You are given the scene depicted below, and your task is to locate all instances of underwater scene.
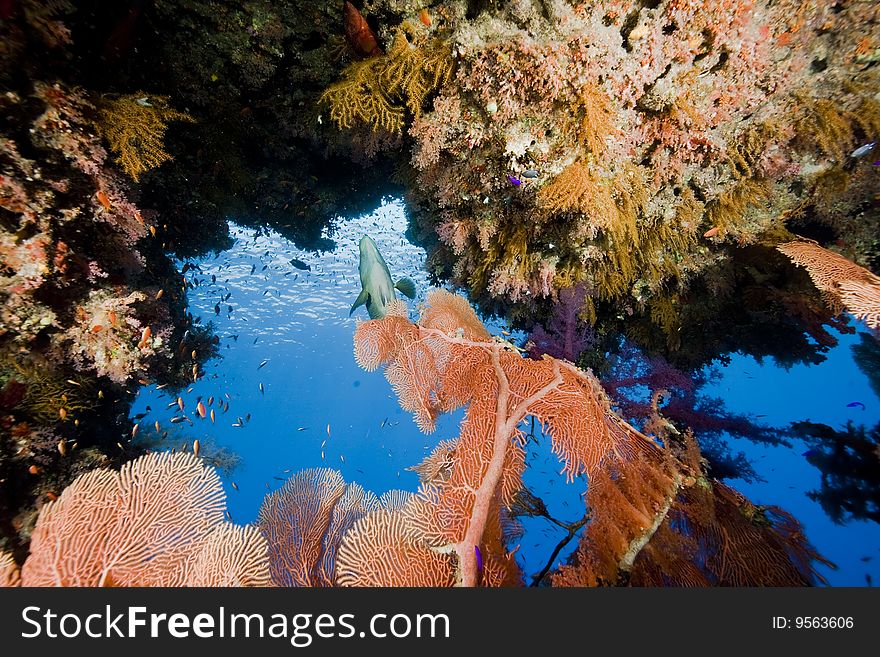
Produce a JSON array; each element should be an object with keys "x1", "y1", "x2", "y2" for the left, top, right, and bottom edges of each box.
[{"x1": 0, "y1": 0, "x2": 879, "y2": 588}]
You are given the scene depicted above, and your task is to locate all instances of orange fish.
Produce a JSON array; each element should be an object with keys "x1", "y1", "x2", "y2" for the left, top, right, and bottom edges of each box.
[
  {"x1": 138, "y1": 326, "x2": 152, "y2": 348},
  {"x1": 155, "y1": 420, "x2": 160, "y2": 433},
  {"x1": 28, "y1": 465, "x2": 41, "y2": 475},
  {"x1": 197, "y1": 401, "x2": 206, "y2": 418},
  {"x1": 703, "y1": 226, "x2": 721, "y2": 238},
  {"x1": 134, "y1": 210, "x2": 144, "y2": 224},
  {"x1": 96, "y1": 190, "x2": 111, "y2": 211},
  {"x1": 210, "y1": 409, "x2": 215, "y2": 424},
  {"x1": 91, "y1": 324, "x2": 104, "y2": 333},
  {"x1": 193, "y1": 439, "x2": 200, "y2": 457},
  {"x1": 343, "y1": 1, "x2": 381, "y2": 58},
  {"x1": 46, "y1": 491, "x2": 58, "y2": 502},
  {"x1": 57, "y1": 440, "x2": 67, "y2": 456},
  {"x1": 418, "y1": 9, "x2": 431, "y2": 26},
  {"x1": 177, "y1": 397, "x2": 185, "y2": 411},
  {"x1": 149, "y1": 225, "x2": 157, "y2": 237},
  {"x1": 155, "y1": 289, "x2": 164, "y2": 300},
  {"x1": 131, "y1": 423, "x2": 140, "y2": 439},
  {"x1": 108, "y1": 310, "x2": 118, "y2": 326},
  {"x1": 58, "y1": 407, "x2": 67, "y2": 420}
]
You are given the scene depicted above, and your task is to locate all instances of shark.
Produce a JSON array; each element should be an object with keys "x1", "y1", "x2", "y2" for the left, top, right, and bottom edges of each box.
[{"x1": 350, "y1": 235, "x2": 416, "y2": 319}]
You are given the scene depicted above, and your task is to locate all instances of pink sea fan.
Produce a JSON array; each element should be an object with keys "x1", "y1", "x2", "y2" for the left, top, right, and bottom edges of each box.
[{"x1": 21, "y1": 452, "x2": 270, "y2": 587}]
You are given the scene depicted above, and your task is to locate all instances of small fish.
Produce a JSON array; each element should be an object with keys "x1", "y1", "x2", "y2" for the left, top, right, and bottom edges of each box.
[
  {"x1": 418, "y1": 8, "x2": 431, "y2": 26},
  {"x1": 231, "y1": 482, "x2": 239, "y2": 491},
  {"x1": 521, "y1": 169, "x2": 539, "y2": 179},
  {"x1": 28, "y1": 465, "x2": 41, "y2": 475},
  {"x1": 258, "y1": 359, "x2": 269, "y2": 369},
  {"x1": 131, "y1": 423, "x2": 140, "y2": 439},
  {"x1": 207, "y1": 396, "x2": 215, "y2": 406},
  {"x1": 297, "y1": 426, "x2": 308, "y2": 431},
  {"x1": 250, "y1": 264, "x2": 256, "y2": 275},
  {"x1": 210, "y1": 409, "x2": 215, "y2": 423},
  {"x1": 57, "y1": 440, "x2": 67, "y2": 456},
  {"x1": 177, "y1": 397, "x2": 185, "y2": 411},
  {"x1": 850, "y1": 142, "x2": 876, "y2": 158},
  {"x1": 193, "y1": 440, "x2": 200, "y2": 457},
  {"x1": 259, "y1": 382, "x2": 265, "y2": 394},
  {"x1": 96, "y1": 190, "x2": 112, "y2": 210},
  {"x1": 214, "y1": 303, "x2": 220, "y2": 315},
  {"x1": 703, "y1": 226, "x2": 721, "y2": 238},
  {"x1": 290, "y1": 258, "x2": 311, "y2": 271},
  {"x1": 91, "y1": 324, "x2": 104, "y2": 334},
  {"x1": 58, "y1": 407, "x2": 67, "y2": 420},
  {"x1": 154, "y1": 420, "x2": 161, "y2": 433},
  {"x1": 197, "y1": 401, "x2": 206, "y2": 418},
  {"x1": 155, "y1": 289, "x2": 164, "y2": 301},
  {"x1": 327, "y1": 423, "x2": 331, "y2": 438},
  {"x1": 138, "y1": 326, "x2": 152, "y2": 349},
  {"x1": 847, "y1": 401, "x2": 866, "y2": 410},
  {"x1": 507, "y1": 175, "x2": 522, "y2": 187}
]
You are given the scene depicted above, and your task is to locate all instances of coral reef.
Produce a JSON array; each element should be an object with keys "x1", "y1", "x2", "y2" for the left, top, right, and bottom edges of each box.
[{"x1": 381, "y1": 0, "x2": 880, "y2": 358}]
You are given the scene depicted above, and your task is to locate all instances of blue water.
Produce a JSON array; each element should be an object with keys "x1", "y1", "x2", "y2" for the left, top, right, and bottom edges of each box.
[{"x1": 129, "y1": 198, "x2": 879, "y2": 586}]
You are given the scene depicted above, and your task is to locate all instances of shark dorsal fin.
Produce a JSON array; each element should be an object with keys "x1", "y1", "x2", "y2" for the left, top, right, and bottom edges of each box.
[
  {"x1": 350, "y1": 288, "x2": 370, "y2": 316},
  {"x1": 395, "y1": 277, "x2": 416, "y2": 299}
]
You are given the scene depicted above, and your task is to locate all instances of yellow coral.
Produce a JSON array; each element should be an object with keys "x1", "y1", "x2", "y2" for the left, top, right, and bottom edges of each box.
[
  {"x1": 94, "y1": 94, "x2": 195, "y2": 182},
  {"x1": 4, "y1": 357, "x2": 96, "y2": 424},
  {"x1": 567, "y1": 85, "x2": 616, "y2": 157},
  {"x1": 702, "y1": 179, "x2": 773, "y2": 238},
  {"x1": 320, "y1": 28, "x2": 454, "y2": 135},
  {"x1": 537, "y1": 161, "x2": 618, "y2": 227}
]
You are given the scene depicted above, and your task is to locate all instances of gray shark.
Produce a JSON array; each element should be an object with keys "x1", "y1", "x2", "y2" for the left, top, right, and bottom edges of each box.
[{"x1": 350, "y1": 235, "x2": 416, "y2": 319}]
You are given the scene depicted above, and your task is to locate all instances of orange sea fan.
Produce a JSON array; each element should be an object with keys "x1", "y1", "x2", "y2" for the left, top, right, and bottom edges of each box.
[
  {"x1": 350, "y1": 289, "x2": 664, "y2": 586},
  {"x1": 777, "y1": 239, "x2": 880, "y2": 329},
  {"x1": 257, "y1": 468, "x2": 380, "y2": 587},
  {"x1": 0, "y1": 551, "x2": 20, "y2": 587},
  {"x1": 21, "y1": 452, "x2": 270, "y2": 587}
]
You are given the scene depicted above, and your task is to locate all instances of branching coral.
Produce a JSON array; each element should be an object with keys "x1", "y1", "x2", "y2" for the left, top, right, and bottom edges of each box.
[
  {"x1": 320, "y1": 25, "x2": 454, "y2": 135},
  {"x1": 94, "y1": 93, "x2": 195, "y2": 182}
]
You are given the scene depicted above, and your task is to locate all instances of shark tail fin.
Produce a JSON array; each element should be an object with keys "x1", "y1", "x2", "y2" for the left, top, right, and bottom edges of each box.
[
  {"x1": 350, "y1": 288, "x2": 370, "y2": 316},
  {"x1": 395, "y1": 277, "x2": 417, "y2": 300}
]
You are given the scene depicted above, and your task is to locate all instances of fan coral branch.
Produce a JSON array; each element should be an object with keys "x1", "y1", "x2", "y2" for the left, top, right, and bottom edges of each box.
[{"x1": 778, "y1": 240, "x2": 880, "y2": 329}]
